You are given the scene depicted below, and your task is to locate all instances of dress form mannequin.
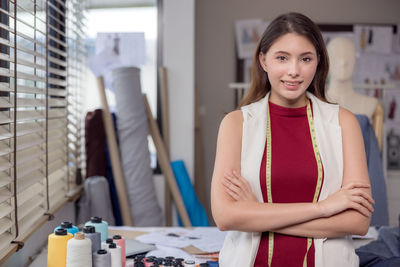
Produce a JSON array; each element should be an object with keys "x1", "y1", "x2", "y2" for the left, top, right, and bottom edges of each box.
[{"x1": 327, "y1": 37, "x2": 383, "y2": 150}]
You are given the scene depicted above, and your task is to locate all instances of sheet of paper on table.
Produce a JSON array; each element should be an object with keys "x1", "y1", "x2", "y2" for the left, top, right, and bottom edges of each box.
[{"x1": 108, "y1": 226, "x2": 226, "y2": 254}]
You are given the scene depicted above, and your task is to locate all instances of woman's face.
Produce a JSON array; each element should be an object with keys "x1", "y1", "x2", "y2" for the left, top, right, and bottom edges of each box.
[{"x1": 259, "y1": 33, "x2": 318, "y2": 107}]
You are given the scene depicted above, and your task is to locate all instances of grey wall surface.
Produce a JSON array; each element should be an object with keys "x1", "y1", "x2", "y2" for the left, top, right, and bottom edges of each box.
[{"x1": 195, "y1": 0, "x2": 400, "y2": 224}]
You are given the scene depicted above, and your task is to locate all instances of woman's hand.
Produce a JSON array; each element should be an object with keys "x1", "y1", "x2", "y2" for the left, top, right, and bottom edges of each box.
[
  {"x1": 222, "y1": 170, "x2": 258, "y2": 202},
  {"x1": 317, "y1": 182, "x2": 375, "y2": 218}
]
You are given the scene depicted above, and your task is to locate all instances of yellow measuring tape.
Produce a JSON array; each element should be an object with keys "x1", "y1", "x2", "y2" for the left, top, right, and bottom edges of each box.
[{"x1": 265, "y1": 100, "x2": 323, "y2": 267}]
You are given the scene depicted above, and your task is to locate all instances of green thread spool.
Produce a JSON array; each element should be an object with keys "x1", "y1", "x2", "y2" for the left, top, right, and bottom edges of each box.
[{"x1": 85, "y1": 216, "x2": 108, "y2": 242}]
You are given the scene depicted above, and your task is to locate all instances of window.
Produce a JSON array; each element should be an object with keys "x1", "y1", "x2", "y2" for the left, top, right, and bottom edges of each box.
[
  {"x1": 0, "y1": 0, "x2": 85, "y2": 261},
  {"x1": 85, "y1": 5, "x2": 158, "y2": 168}
]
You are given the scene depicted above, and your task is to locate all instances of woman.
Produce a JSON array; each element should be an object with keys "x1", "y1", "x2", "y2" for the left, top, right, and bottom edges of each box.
[{"x1": 211, "y1": 13, "x2": 374, "y2": 267}]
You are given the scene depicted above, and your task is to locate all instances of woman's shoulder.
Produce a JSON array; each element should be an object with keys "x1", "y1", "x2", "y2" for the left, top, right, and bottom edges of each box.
[
  {"x1": 217, "y1": 110, "x2": 244, "y2": 143},
  {"x1": 338, "y1": 107, "x2": 360, "y2": 130},
  {"x1": 220, "y1": 110, "x2": 243, "y2": 131}
]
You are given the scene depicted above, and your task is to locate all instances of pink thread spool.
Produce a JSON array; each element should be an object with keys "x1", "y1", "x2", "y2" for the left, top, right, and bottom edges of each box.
[{"x1": 113, "y1": 235, "x2": 126, "y2": 267}]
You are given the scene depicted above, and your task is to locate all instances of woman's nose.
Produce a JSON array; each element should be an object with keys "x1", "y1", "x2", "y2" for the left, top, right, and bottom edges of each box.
[{"x1": 287, "y1": 61, "x2": 300, "y2": 77}]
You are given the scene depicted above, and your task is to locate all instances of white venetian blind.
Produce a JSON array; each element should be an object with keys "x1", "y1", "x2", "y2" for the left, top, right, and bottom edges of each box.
[
  {"x1": 0, "y1": 0, "x2": 86, "y2": 260},
  {"x1": 47, "y1": 0, "x2": 68, "y2": 210},
  {"x1": 65, "y1": 0, "x2": 85, "y2": 193}
]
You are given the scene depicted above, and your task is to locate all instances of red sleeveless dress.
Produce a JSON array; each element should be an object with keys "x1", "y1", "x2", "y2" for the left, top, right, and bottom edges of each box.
[{"x1": 253, "y1": 101, "x2": 324, "y2": 267}]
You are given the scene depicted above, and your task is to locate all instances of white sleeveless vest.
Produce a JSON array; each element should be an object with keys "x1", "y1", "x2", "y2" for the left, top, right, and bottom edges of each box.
[{"x1": 218, "y1": 92, "x2": 359, "y2": 267}]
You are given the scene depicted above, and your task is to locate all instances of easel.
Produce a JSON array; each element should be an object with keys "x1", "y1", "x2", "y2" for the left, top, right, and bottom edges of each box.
[
  {"x1": 96, "y1": 75, "x2": 191, "y2": 227},
  {"x1": 143, "y1": 95, "x2": 191, "y2": 227}
]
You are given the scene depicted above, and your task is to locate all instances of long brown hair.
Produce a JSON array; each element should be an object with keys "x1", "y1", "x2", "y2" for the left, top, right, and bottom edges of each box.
[{"x1": 238, "y1": 12, "x2": 329, "y2": 108}]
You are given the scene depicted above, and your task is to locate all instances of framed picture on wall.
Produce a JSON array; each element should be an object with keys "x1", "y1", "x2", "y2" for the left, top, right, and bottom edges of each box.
[{"x1": 235, "y1": 19, "x2": 267, "y2": 59}]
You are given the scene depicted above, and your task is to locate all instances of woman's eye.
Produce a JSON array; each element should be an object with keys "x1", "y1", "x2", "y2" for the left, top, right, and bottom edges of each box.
[
  {"x1": 277, "y1": 56, "x2": 287, "y2": 61},
  {"x1": 302, "y1": 57, "x2": 312, "y2": 62}
]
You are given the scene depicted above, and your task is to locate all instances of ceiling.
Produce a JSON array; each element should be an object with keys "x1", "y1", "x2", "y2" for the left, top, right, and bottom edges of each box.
[{"x1": 86, "y1": 0, "x2": 156, "y2": 9}]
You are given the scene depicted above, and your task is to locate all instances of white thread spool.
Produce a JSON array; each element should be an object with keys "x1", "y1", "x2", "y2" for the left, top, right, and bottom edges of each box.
[
  {"x1": 66, "y1": 232, "x2": 92, "y2": 267},
  {"x1": 101, "y1": 238, "x2": 114, "y2": 250},
  {"x1": 93, "y1": 249, "x2": 112, "y2": 267},
  {"x1": 108, "y1": 243, "x2": 122, "y2": 267}
]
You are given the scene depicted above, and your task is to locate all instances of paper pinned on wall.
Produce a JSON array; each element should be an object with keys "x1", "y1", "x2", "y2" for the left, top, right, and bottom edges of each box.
[
  {"x1": 354, "y1": 25, "x2": 393, "y2": 54},
  {"x1": 89, "y1": 32, "x2": 146, "y2": 90},
  {"x1": 95, "y1": 32, "x2": 146, "y2": 66}
]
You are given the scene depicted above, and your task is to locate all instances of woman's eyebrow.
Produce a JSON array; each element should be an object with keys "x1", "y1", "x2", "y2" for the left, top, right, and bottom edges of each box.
[
  {"x1": 300, "y1": 51, "x2": 316, "y2": 56},
  {"x1": 273, "y1": 51, "x2": 316, "y2": 56}
]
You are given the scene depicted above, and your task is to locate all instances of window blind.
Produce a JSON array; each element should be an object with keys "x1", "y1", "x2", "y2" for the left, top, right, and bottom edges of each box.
[
  {"x1": 0, "y1": 0, "x2": 86, "y2": 260},
  {"x1": 65, "y1": 0, "x2": 85, "y2": 200}
]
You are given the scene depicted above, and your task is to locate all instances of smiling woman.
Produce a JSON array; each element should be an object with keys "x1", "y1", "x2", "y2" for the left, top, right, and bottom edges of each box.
[
  {"x1": 258, "y1": 33, "x2": 318, "y2": 108},
  {"x1": 211, "y1": 12, "x2": 373, "y2": 267}
]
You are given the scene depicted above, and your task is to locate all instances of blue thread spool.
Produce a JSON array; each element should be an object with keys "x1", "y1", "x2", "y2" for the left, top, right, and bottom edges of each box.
[
  {"x1": 54, "y1": 221, "x2": 79, "y2": 236},
  {"x1": 85, "y1": 216, "x2": 108, "y2": 242}
]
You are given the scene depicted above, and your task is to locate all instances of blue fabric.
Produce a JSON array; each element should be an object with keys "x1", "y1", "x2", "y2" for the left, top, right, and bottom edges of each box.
[
  {"x1": 357, "y1": 251, "x2": 400, "y2": 267},
  {"x1": 171, "y1": 160, "x2": 210, "y2": 226},
  {"x1": 356, "y1": 226, "x2": 400, "y2": 267},
  {"x1": 206, "y1": 260, "x2": 219, "y2": 267},
  {"x1": 356, "y1": 115, "x2": 389, "y2": 226},
  {"x1": 105, "y1": 113, "x2": 123, "y2": 226}
]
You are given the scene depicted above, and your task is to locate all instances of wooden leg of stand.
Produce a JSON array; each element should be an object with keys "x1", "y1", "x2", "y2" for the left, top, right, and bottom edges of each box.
[
  {"x1": 194, "y1": 86, "x2": 207, "y2": 214},
  {"x1": 159, "y1": 67, "x2": 172, "y2": 226},
  {"x1": 97, "y1": 76, "x2": 133, "y2": 226},
  {"x1": 144, "y1": 94, "x2": 191, "y2": 227}
]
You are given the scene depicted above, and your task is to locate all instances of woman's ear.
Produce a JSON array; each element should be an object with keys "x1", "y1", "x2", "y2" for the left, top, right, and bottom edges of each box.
[{"x1": 259, "y1": 52, "x2": 268, "y2": 72}]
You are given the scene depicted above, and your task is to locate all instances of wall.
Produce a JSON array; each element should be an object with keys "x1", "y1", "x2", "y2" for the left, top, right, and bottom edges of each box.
[
  {"x1": 164, "y1": 0, "x2": 195, "y2": 180},
  {"x1": 195, "y1": 0, "x2": 400, "y2": 224}
]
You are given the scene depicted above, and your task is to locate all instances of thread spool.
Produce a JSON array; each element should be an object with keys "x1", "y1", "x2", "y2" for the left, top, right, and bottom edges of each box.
[
  {"x1": 83, "y1": 225, "x2": 101, "y2": 253},
  {"x1": 144, "y1": 257, "x2": 155, "y2": 267},
  {"x1": 93, "y1": 249, "x2": 112, "y2": 267},
  {"x1": 184, "y1": 259, "x2": 195, "y2": 267},
  {"x1": 47, "y1": 228, "x2": 73, "y2": 267},
  {"x1": 108, "y1": 243, "x2": 122, "y2": 267},
  {"x1": 66, "y1": 232, "x2": 92, "y2": 267},
  {"x1": 113, "y1": 235, "x2": 126, "y2": 267},
  {"x1": 85, "y1": 216, "x2": 108, "y2": 242},
  {"x1": 175, "y1": 258, "x2": 184, "y2": 265},
  {"x1": 54, "y1": 221, "x2": 79, "y2": 236},
  {"x1": 101, "y1": 238, "x2": 114, "y2": 250},
  {"x1": 134, "y1": 255, "x2": 145, "y2": 265}
]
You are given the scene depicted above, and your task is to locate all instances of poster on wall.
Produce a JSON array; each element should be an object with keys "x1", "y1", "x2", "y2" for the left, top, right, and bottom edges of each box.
[
  {"x1": 354, "y1": 25, "x2": 393, "y2": 55},
  {"x1": 89, "y1": 32, "x2": 146, "y2": 90},
  {"x1": 95, "y1": 32, "x2": 146, "y2": 67},
  {"x1": 235, "y1": 19, "x2": 268, "y2": 59},
  {"x1": 353, "y1": 54, "x2": 395, "y2": 85}
]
